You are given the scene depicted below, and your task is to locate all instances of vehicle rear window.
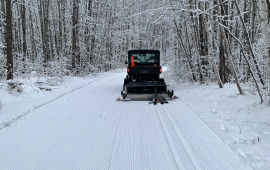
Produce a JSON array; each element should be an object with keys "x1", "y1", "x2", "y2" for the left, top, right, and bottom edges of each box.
[{"x1": 129, "y1": 53, "x2": 159, "y2": 63}]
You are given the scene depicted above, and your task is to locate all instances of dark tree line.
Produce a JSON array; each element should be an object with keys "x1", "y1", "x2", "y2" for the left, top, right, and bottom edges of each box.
[{"x1": 0, "y1": 0, "x2": 270, "y2": 103}]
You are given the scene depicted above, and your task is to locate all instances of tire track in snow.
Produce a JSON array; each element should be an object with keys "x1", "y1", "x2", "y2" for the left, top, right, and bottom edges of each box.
[
  {"x1": 107, "y1": 101, "x2": 125, "y2": 170},
  {"x1": 6, "y1": 88, "x2": 103, "y2": 170},
  {"x1": 0, "y1": 76, "x2": 104, "y2": 131},
  {"x1": 164, "y1": 100, "x2": 252, "y2": 170},
  {"x1": 32, "y1": 79, "x2": 115, "y2": 170},
  {"x1": 154, "y1": 105, "x2": 198, "y2": 170},
  {"x1": 78, "y1": 100, "x2": 124, "y2": 169},
  {"x1": 53, "y1": 75, "x2": 123, "y2": 170},
  {"x1": 140, "y1": 103, "x2": 153, "y2": 169},
  {"x1": 108, "y1": 102, "x2": 176, "y2": 170},
  {"x1": 116, "y1": 102, "x2": 146, "y2": 170},
  {"x1": 0, "y1": 103, "x2": 73, "y2": 170},
  {"x1": 106, "y1": 103, "x2": 129, "y2": 170},
  {"x1": 0, "y1": 76, "x2": 105, "y2": 146},
  {"x1": 110, "y1": 102, "x2": 146, "y2": 170},
  {"x1": 1, "y1": 72, "x2": 240, "y2": 170},
  {"x1": 74, "y1": 75, "x2": 126, "y2": 170},
  {"x1": 127, "y1": 102, "x2": 141, "y2": 170},
  {"x1": 0, "y1": 80, "x2": 98, "y2": 162},
  {"x1": 0, "y1": 74, "x2": 124, "y2": 170},
  {"x1": 144, "y1": 104, "x2": 176, "y2": 170}
]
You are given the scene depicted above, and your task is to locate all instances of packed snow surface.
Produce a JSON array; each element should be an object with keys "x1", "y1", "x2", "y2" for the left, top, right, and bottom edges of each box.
[{"x1": 0, "y1": 69, "x2": 269, "y2": 169}]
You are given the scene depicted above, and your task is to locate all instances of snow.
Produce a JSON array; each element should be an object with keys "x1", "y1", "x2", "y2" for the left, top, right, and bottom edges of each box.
[
  {"x1": 0, "y1": 69, "x2": 269, "y2": 169},
  {"x1": 166, "y1": 81, "x2": 270, "y2": 169},
  {"x1": 0, "y1": 74, "x2": 105, "y2": 130}
]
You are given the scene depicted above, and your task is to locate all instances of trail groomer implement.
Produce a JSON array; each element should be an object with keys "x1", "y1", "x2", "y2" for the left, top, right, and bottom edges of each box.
[{"x1": 118, "y1": 49, "x2": 177, "y2": 105}]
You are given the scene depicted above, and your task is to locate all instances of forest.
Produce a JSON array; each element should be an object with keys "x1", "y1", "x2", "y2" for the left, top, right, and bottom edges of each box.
[{"x1": 0, "y1": 0, "x2": 270, "y2": 103}]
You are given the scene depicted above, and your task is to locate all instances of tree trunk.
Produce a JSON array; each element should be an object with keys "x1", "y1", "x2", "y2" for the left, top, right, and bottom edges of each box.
[
  {"x1": 219, "y1": 21, "x2": 243, "y2": 94},
  {"x1": 5, "y1": 0, "x2": 13, "y2": 80},
  {"x1": 234, "y1": 1, "x2": 265, "y2": 86},
  {"x1": 199, "y1": 1, "x2": 223, "y2": 88},
  {"x1": 72, "y1": 0, "x2": 79, "y2": 70},
  {"x1": 258, "y1": 0, "x2": 270, "y2": 103},
  {"x1": 42, "y1": 0, "x2": 50, "y2": 63},
  {"x1": 21, "y1": 1, "x2": 27, "y2": 72},
  {"x1": 61, "y1": 0, "x2": 66, "y2": 72},
  {"x1": 266, "y1": 0, "x2": 270, "y2": 24},
  {"x1": 251, "y1": 0, "x2": 257, "y2": 43},
  {"x1": 216, "y1": 0, "x2": 227, "y2": 84},
  {"x1": 189, "y1": 0, "x2": 205, "y2": 83},
  {"x1": 219, "y1": 36, "x2": 227, "y2": 83},
  {"x1": 169, "y1": 0, "x2": 196, "y2": 82},
  {"x1": 221, "y1": 12, "x2": 264, "y2": 102}
]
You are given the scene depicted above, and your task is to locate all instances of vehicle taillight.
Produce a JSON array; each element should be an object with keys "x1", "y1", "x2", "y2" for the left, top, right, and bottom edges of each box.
[
  {"x1": 160, "y1": 68, "x2": 162, "y2": 73},
  {"x1": 127, "y1": 68, "x2": 130, "y2": 73}
]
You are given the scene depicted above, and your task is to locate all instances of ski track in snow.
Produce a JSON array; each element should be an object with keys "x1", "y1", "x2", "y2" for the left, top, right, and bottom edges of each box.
[
  {"x1": 158, "y1": 102, "x2": 252, "y2": 170},
  {"x1": 0, "y1": 76, "x2": 104, "y2": 131},
  {"x1": 0, "y1": 72, "x2": 252, "y2": 170}
]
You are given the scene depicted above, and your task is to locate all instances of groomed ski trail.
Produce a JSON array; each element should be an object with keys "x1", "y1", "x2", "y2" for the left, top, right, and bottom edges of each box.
[{"x1": 0, "y1": 72, "x2": 251, "y2": 170}]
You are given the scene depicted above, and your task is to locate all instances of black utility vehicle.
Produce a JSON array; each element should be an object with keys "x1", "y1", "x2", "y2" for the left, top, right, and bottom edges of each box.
[{"x1": 120, "y1": 49, "x2": 176, "y2": 104}]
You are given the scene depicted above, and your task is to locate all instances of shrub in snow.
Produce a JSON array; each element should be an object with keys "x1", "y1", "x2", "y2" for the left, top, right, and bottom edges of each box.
[
  {"x1": 46, "y1": 77, "x2": 64, "y2": 86},
  {"x1": 7, "y1": 80, "x2": 24, "y2": 93}
]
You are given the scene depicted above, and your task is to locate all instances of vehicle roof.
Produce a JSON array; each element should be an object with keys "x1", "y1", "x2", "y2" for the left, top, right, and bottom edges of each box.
[{"x1": 128, "y1": 49, "x2": 160, "y2": 54}]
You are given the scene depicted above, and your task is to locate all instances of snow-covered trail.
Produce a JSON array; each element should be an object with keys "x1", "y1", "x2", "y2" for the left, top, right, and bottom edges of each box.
[{"x1": 0, "y1": 72, "x2": 251, "y2": 170}]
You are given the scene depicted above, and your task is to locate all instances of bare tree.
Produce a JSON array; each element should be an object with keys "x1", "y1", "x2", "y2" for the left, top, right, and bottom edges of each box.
[
  {"x1": 72, "y1": 0, "x2": 79, "y2": 71},
  {"x1": 199, "y1": 1, "x2": 223, "y2": 88},
  {"x1": 258, "y1": 0, "x2": 270, "y2": 103},
  {"x1": 5, "y1": 0, "x2": 13, "y2": 80},
  {"x1": 234, "y1": 1, "x2": 265, "y2": 86},
  {"x1": 217, "y1": 0, "x2": 242, "y2": 94}
]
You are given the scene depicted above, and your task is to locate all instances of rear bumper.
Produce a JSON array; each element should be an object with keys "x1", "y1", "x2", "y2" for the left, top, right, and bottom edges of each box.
[
  {"x1": 126, "y1": 81, "x2": 167, "y2": 94},
  {"x1": 128, "y1": 66, "x2": 161, "y2": 75},
  {"x1": 123, "y1": 81, "x2": 169, "y2": 100},
  {"x1": 126, "y1": 93, "x2": 169, "y2": 100}
]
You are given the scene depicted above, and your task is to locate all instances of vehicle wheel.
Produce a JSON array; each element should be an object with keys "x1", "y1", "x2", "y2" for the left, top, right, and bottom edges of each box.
[{"x1": 123, "y1": 79, "x2": 128, "y2": 91}]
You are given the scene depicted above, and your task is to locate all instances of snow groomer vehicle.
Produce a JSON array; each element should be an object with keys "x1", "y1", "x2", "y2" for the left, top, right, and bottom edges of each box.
[{"x1": 118, "y1": 49, "x2": 177, "y2": 104}]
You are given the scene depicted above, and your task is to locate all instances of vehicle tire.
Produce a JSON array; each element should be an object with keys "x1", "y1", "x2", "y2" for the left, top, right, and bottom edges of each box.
[{"x1": 123, "y1": 79, "x2": 127, "y2": 91}]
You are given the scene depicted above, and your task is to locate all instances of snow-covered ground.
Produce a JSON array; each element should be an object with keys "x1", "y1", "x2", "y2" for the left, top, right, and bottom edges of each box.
[
  {"x1": 0, "y1": 69, "x2": 269, "y2": 169},
  {"x1": 0, "y1": 72, "x2": 107, "y2": 130},
  {"x1": 167, "y1": 82, "x2": 270, "y2": 169}
]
